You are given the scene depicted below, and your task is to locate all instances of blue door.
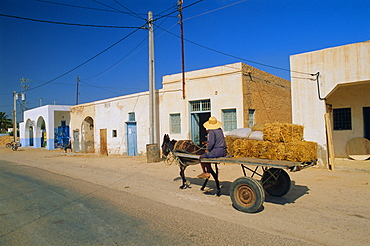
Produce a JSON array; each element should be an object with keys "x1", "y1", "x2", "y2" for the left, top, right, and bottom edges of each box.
[
  {"x1": 126, "y1": 122, "x2": 137, "y2": 156},
  {"x1": 73, "y1": 130, "x2": 79, "y2": 152},
  {"x1": 191, "y1": 114, "x2": 200, "y2": 145}
]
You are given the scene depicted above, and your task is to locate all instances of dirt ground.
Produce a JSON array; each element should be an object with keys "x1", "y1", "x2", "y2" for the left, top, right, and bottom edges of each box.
[{"x1": 0, "y1": 146, "x2": 369, "y2": 245}]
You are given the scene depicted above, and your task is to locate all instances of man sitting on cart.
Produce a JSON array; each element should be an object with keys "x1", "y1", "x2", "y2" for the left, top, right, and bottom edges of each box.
[{"x1": 197, "y1": 116, "x2": 226, "y2": 179}]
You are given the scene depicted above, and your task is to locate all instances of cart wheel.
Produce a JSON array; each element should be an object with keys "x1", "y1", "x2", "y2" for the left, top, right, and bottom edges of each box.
[
  {"x1": 262, "y1": 168, "x2": 291, "y2": 197},
  {"x1": 6, "y1": 143, "x2": 11, "y2": 148},
  {"x1": 230, "y1": 177, "x2": 265, "y2": 213}
]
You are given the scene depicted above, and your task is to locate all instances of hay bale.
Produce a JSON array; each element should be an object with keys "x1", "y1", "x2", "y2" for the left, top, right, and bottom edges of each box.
[
  {"x1": 0, "y1": 135, "x2": 14, "y2": 145},
  {"x1": 263, "y1": 123, "x2": 304, "y2": 143},
  {"x1": 225, "y1": 135, "x2": 317, "y2": 162},
  {"x1": 285, "y1": 141, "x2": 318, "y2": 162},
  {"x1": 225, "y1": 136, "x2": 238, "y2": 156},
  {"x1": 258, "y1": 142, "x2": 286, "y2": 160}
]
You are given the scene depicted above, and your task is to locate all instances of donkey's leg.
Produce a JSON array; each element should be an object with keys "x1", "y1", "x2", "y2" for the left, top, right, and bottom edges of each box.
[
  {"x1": 179, "y1": 165, "x2": 190, "y2": 189},
  {"x1": 200, "y1": 178, "x2": 209, "y2": 191},
  {"x1": 208, "y1": 164, "x2": 221, "y2": 196}
]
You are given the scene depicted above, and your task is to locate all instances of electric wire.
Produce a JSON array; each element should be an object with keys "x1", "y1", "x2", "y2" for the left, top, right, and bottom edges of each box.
[
  {"x1": 0, "y1": 13, "x2": 143, "y2": 29},
  {"x1": 35, "y1": 0, "x2": 125, "y2": 14},
  {"x1": 82, "y1": 36, "x2": 148, "y2": 81},
  {"x1": 155, "y1": 24, "x2": 313, "y2": 76},
  {"x1": 91, "y1": 0, "x2": 127, "y2": 14},
  {"x1": 82, "y1": 7, "x2": 173, "y2": 82},
  {"x1": 27, "y1": 26, "x2": 144, "y2": 92},
  {"x1": 153, "y1": 0, "x2": 204, "y2": 22},
  {"x1": 113, "y1": 0, "x2": 146, "y2": 20},
  {"x1": 184, "y1": 0, "x2": 248, "y2": 21}
]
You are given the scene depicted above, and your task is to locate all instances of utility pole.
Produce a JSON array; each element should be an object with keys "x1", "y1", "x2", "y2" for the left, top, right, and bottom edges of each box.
[
  {"x1": 148, "y1": 11, "x2": 157, "y2": 145},
  {"x1": 20, "y1": 77, "x2": 30, "y2": 121},
  {"x1": 13, "y1": 91, "x2": 25, "y2": 142},
  {"x1": 178, "y1": 0, "x2": 186, "y2": 99},
  {"x1": 40, "y1": 98, "x2": 43, "y2": 107},
  {"x1": 76, "y1": 76, "x2": 80, "y2": 105},
  {"x1": 13, "y1": 91, "x2": 17, "y2": 142}
]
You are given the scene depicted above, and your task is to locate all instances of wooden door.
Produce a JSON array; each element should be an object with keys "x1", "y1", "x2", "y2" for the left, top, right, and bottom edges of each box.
[{"x1": 100, "y1": 128, "x2": 108, "y2": 156}]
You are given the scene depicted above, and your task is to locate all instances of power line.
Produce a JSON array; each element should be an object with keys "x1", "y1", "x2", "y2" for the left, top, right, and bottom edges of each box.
[
  {"x1": 27, "y1": 26, "x2": 144, "y2": 92},
  {"x1": 0, "y1": 13, "x2": 143, "y2": 29},
  {"x1": 91, "y1": 0, "x2": 128, "y2": 14},
  {"x1": 35, "y1": 0, "x2": 126, "y2": 14},
  {"x1": 83, "y1": 36, "x2": 148, "y2": 81},
  {"x1": 113, "y1": 0, "x2": 146, "y2": 20},
  {"x1": 154, "y1": 0, "x2": 204, "y2": 22},
  {"x1": 82, "y1": 7, "x2": 174, "y2": 83},
  {"x1": 184, "y1": 0, "x2": 248, "y2": 21},
  {"x1": 155, "y1": 25, "x2": 313, "y2": 76}
]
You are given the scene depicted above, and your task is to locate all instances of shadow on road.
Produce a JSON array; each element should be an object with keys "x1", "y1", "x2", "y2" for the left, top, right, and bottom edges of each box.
[{"x1": 173, "y1": 177, "x2": 309, "y2": 205}]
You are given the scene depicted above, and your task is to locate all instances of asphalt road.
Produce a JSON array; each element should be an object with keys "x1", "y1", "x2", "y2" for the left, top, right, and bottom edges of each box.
[{"x1": 0, "y1": 160, "x2": 315, "y2": 246}]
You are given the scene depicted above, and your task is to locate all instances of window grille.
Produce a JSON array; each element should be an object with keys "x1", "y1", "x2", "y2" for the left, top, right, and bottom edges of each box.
[
  {"x1": 190, "y1": 100, "x2": 210, "y2": 112},
  {"x1": 333, "y1": 108, "x2": 351, "y2": 130},
  {"x1": 248, "y1": 109, "x2": 255, "y2": 127},
  {"x1": 170, "y1": 113, "x2": 181, "y2": 134},
  {"x1": 222, "y1": 109, "x2": 237, "y2": 131}
]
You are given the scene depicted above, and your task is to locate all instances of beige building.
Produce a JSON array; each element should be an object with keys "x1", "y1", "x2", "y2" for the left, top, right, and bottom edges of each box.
[
  {"x1": 70, "y1": 62, "x2": 292, "y2": 155},
  {"x1": 290, "y1": 41, "x2": 370, "y2": 167}
]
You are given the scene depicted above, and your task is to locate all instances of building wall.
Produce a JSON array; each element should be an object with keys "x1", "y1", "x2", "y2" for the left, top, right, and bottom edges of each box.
[
  {"x1": 326, "y1": 83, "x2": 370, "y2": 157},
  {"x1": 290, "y1": 41, "x2": 370, "y2": 165},
  {"x1": 19, "y1": 105, "x2": 71, "y2": 150},
  {"x1": 160, "y1": 62, "x2": 245, "y2": 141},
  {"x1": 241, "y1": 63, "x2": 292, "y2": 127},
  {"x1": 70, "y1": 92, "x2": 150, "y2": 155},
  {"x1": 70, "y1": 62, "x2": 295, "y2": 156}
]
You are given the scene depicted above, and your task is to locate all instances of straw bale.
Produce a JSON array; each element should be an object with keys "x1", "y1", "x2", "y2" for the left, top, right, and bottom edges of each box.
[
  {"x1": 257, "y1": 142, "x2": 286, "y2": 160},
  {"x1": 0, "y1": 135, "x2": 14, "y2": 145},
  {"x1": 225, "y1": 136, "x2": 317, "y2": 162},
  {"x1": 263, "y1": 123, "x2": 304, "y2": 143},
  {"x1": 284, "y1": 141, "x2": 318, "y2": 162},
  {"x1": 225, "y1": 136, "x2": 238, "y2": 155}
]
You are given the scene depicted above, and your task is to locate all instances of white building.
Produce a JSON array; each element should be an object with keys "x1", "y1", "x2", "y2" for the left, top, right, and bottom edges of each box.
[
  {"x1": 70, "y1": 62, "x2": 292, "y2": 156},
  {"x1": 290, "y1": 41, "x2": 370, "y2": 167},
  {"x1": 19, "y1": 105, "x2": 71, "y2": 150}
]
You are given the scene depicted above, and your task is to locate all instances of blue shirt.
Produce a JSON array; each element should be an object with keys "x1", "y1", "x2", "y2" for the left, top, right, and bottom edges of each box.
[{"x1": 202, "y1": 128, "x2": 226, "y2": 158}]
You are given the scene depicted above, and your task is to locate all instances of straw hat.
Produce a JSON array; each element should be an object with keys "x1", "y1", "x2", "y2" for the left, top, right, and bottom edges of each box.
[{"x1": 203, "y1": 116, "x2": 222, "y2": 130}]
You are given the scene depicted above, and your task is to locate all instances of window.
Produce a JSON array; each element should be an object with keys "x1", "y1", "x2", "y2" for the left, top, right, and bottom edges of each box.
[
  {"x1": 222, "y1": 109, "x2": 237, "y2": 131},
  {"x1": 112, "y1": 130, "x2": 117, "y2": 138},
  {"x1": 128, "y1": 112, "x2": 135, "y2": 122},
  {"x1": 333, "y1": 108, "x2": 352, "y2": 130},
  {"x1": 61, "y1": 120, "x2": 66, "y2": 126},
  {"x1": 248, "y1": 109, "x2": 255, "y2": 127},
  {"x1": 170, "y1": 113, "x2": 181, "y2": 134},
  {"x1": 190, "y1": 100, "x2": 210, "y2": 112}
]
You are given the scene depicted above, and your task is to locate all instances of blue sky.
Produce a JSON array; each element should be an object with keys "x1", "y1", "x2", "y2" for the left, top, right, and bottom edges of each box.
[{"x1": 1, "y1": 0, "x2": 369, "y2": 120}]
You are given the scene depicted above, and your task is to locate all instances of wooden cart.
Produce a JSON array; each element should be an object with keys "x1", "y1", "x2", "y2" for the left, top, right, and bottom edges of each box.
[{"x1": 173, "y1": 152, "x2": 316, "y2": 213}]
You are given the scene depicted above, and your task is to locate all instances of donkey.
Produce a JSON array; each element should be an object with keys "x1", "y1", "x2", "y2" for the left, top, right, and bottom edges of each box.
[{"x1": 161, "y1": 134, "x2": 221, "y2": 196}]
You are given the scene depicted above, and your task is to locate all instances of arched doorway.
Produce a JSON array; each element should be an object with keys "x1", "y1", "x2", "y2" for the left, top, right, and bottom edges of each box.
[
  {"x1": 24, "y1": 119, "x2": 33, "y2": 146},
  {"x1": 35, "y1": 116, "x2": 46, "y2": 148},
  {"x1": 81, "y1": 116, "x2": 95, "y2": 153}
]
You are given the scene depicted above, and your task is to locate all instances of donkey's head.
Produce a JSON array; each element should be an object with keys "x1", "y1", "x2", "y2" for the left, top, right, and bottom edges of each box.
[{"x1": 161, "y1": 134, "x2": 176, "y2": 157}]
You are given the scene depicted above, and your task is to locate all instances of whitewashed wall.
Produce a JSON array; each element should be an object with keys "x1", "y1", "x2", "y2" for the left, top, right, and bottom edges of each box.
[
  {"x1": 20, "y1": 105, "x2": 71, "y2": 150},
  {"x1": 290, "y1": 41, "x2": 370, "y2": 164},
  {"x1": 159, "y1": 62, "x2": 245, "y2": 141}
]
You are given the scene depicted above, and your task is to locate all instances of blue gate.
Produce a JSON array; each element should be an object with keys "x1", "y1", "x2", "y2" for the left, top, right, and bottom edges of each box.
[{"x1": 126, "y1": 122, "x2": 137, "y2": 156}]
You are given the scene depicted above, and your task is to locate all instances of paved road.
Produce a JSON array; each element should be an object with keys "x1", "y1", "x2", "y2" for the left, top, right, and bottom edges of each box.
[{"x1": 0, "y1": 160, "x2": 315, "y2": 246}]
